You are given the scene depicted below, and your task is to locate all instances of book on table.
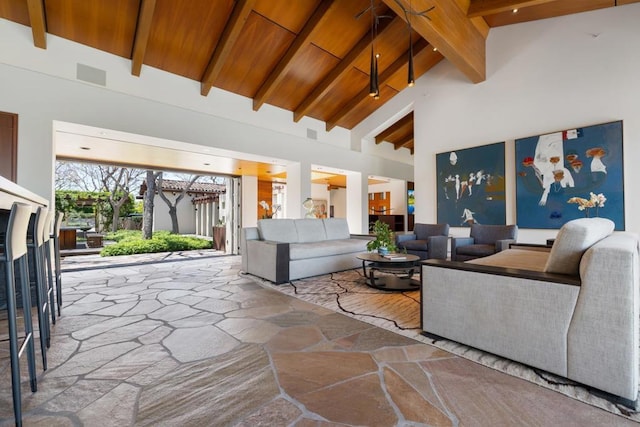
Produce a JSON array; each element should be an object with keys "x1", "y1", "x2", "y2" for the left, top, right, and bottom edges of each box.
[{"x1": 383, "y1": 254, "x2": 407, "y2": 260}]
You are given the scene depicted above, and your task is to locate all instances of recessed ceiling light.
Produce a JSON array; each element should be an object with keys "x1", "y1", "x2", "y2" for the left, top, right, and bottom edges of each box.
[
  {"x1": 266, "y1": 170, "x2": 271, "y2": 174},
  {"x1": 433, "y1": 47, "x2": 437, "y2": 52},
  {"x1": 80, "y1": 146, "x2": 90, "y2": 150},
  {"x1": 204, "y1": 163, "x2": 210, "y2": 166},
  {"x1": 512, "y1": 8, "x2": 518, "y2": 13}
]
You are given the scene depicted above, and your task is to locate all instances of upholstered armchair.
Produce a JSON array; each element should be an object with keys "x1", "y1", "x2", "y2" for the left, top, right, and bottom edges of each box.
[
  {"x1": 395, "y1": 223, "x2": 450, "y2": 260},
  {"x1": 451, "y1": 224, "x2": 518, "y2": 261}
]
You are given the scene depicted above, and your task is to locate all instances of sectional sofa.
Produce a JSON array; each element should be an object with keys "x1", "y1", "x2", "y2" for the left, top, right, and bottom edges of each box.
[
  {"x1": 421, "y1": 218, "x2": 639, "y2": 406},
  {"x1": 241, "y1": 218, "x2": 372, "y2": 284}
]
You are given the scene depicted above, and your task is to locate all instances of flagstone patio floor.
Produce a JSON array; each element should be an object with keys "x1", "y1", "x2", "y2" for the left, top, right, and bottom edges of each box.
[{"x1": 0, "y1": 251, "x2": 635, "y2": 426}]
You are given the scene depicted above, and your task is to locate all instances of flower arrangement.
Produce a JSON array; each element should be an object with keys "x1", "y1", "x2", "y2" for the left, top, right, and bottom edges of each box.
[
  {"x1": 567, "y1": 192, "x2": 606, "y2": 217},
  {"x1": 259, "y1": 200, "x2": 281, "y2": 219}
]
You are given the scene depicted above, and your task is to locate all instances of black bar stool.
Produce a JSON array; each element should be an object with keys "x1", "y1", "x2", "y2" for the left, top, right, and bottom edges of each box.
[
  {"x1": 27, "y1": 206, "x2": 51, "y2": 369},
  {"x1": 1, "y1": 202, "x2": 38, "y2": 425},
  {"x1": 42, "y1": 210, "x2": 56, "y2": 326},
  {"x1": 51, "y1": 211, "x2": 64, "y2": 316}
]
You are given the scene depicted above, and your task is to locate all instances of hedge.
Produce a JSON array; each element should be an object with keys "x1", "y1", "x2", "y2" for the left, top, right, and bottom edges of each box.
[{"x1": 100, "y1": 230, "x2": 212, "y2": 256}]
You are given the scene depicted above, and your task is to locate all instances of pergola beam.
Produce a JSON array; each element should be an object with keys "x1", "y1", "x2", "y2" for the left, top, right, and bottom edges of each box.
[
  {"x1": 382, "y1": 0, "x2": 486, "y2": 83},
  {"x1": 201, "y1": 0, "x2": 256, "y2": 96},
  {"x1": 131, "y1": 0, "x2": 157, "y2": 76}
]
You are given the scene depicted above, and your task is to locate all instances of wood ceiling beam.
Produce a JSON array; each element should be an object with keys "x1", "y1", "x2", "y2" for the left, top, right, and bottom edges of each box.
[
  {"x1": 253, "y1": 0, "x2": 336, "y2": 111},
  {"x1": 393, "y1": 134, "x2": 414, "y2": 149},
  {"x1": 131, "y1": 0, "x2": 157, "y2": 77},
  {"x1": 201, "y1": 0, "x2": 256, "y2": 97},
  {"x1": 326, "y1": 40, "x2": 428, "y2": 132},
  {"x1": 375, "y1": 113, "x2": 413, "y2": 144},
  {"x1": 467, "y1": 0, "x2": 559, "y2": 17},
  {"x1": 293, "y1": 14, "x2": 397, "y2": 123},
  {"x1": 26, "y1": 0, "x2": 46, "y2": 49},
  {"x1": 382, "y1": 0, "x2": 486, "y2": 84}
]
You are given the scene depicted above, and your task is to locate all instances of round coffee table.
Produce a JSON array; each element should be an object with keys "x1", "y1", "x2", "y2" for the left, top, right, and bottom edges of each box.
[{"x1": 356, "y1": 252, "x2": 421, "y2": 291}]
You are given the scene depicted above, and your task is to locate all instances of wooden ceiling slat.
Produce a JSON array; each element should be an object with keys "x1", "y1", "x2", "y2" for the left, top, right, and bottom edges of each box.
[
  {"x1": 213, "y1": 13, "x2": 296, "y2": 97},
  {"x1": 131, "y1": 0, "x2": 157, "y2": 77},
  {"x1": 467, "y1": 0, "x2": 559, "y2": 17},
  {"x1": 293, "y1": 16, "x2": 397, "y2": 123},
  {"x1": 252, "y1": 0, "x2": 336, "y2": 111},
  {"x1": 201, "y1": 0, "x2": 257, "y2": 96},
  {"x1": 26, "y1": 0, "x2": 46, "y2": 48},
  {"x1": 266, "y1": 44, "x2": 340, "y2": 110},
  {"x1": 398, "y1": 137, "x2": 414, "y2": 149},
  {"x1": 326, "y1": 40, "x2": 428, "y2": 131},
  {"x1": 383, "y1": 0, "x2": 486, "y2": 84}
]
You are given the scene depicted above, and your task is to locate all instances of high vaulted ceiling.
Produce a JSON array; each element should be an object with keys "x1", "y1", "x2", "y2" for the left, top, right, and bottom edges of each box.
[{"x1": 1, "y1": 0, "x2": 637, "y2": 158}]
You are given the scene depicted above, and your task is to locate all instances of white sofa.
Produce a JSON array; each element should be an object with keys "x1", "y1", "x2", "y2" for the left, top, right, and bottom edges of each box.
[
  {"x1": 421, "y1": 218, "x2": 639, "y2": 406},
  {"x1": 241, "y1": 218, "x2": 372, "y2": 284}
]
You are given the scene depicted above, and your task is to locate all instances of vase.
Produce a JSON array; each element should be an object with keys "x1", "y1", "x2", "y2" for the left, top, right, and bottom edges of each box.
[{"x1": 378, "y1": 247, "x2": 389, "y2": 255}]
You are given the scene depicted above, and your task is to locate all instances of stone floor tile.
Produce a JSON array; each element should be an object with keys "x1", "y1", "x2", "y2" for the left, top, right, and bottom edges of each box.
[
  {"x1": 39, "y1": 379, "x2": 121, "y2": 412},
  {"x1": 91, "y1": 301, "x2": 138, "y2": 317},
  {"x1": 266, "y1": 325, "x2": 326, "y2": 352},
  {"x1": 71, "y1": 315, "x2": 146, "y2": 341},
  {"x1": 163, "y1": 325, "x2": 239, "y2": 362},
  {"x1": 77, "y1": 383, "x2": 139, "y2": 427},
  {"x1": 216, "y1": 318, "x2": 282, "y2": 344},
  {"x1": 47, "y1": 342, "x2": 140, "y2": 378},
  {"x1": 235, "y1": 398, "x2": 303, "y2": 426},
  {"x1": 193, "y1": 298, "x2": 239, "y2": 313},
  {"x1": 138, "y1": 325, "x2": 172, "y2": 345},
  {"x1": 127, "y1": 357, "x2": 180, "y2": 387},
  {"x1": 137, "y1": 344, "x2": 279, "y2": 426},
  {"x1": 300, "y1": 373, "x2": 398, "y2": 426},
  {"x1": 124, "y1": 299, "x2": 163, "y2": 316},
  {"x1": 147, "y1": 303, "x2": 201, "y2": 322},
  {"x1": 272, "y1": 351, "x2": 377, "y2": 396},
  {"x1": 87, "y1": 344, "x2": 169, "y2": 380},
  {"x1": 371, "y1": 346, "x2": 408, "y2": 363},
  {"x1": 383, "y1": 366, "x2": 453, "y2": 425},
  {"x1": 170, "y1": 312, "x2": 224, "y2": 328}
]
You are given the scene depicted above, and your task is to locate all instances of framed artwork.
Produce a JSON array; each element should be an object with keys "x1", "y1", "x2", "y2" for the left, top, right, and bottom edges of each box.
[
  {"x1": 436, "y1": 142, "x2": 506, "y2": 226},
  {"x1": 515, "y1": 121, "x2": 624, "y2": 230},
  {"x1": 312, "y1": 199, "x2": 328, "y2": 218}
]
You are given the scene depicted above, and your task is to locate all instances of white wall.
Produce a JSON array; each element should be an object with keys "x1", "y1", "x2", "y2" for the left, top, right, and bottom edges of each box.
[
  {"x1": 353, "y1": 4, "x2": 640, "y2": 243},
  {"x1": 330, "y1": 188, "x2": 347, "y2": 218},
  {"x1": 152, "y1": 193, "x2": 196, "y2": 234}
]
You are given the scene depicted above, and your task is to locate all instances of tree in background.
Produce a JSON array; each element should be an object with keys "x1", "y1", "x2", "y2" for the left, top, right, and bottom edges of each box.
[
  {"x1": 143, "y1": 170, "x2": 161, "y2": 239},
  {"x1": 55, "y1": 161, "x2": 144, "y2": 231},
  {"x1": 156, "y1": 173, "x2": 200, "y2": 234}
]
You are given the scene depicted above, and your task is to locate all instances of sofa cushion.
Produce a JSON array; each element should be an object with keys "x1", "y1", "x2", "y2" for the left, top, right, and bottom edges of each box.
[
  {"x1": 544, "y1": 218, "x2": 614, "y2": 275},
  {"x1": 289, "y1": 238, "x2": 366, "y2": 260},
  {"x1": 457, "y1": 244, "x2": 496, "y2": 257},
  {"x1": 295, "y1": 219, "x2": 327, "y2": 243},
  {"x1": 258, "y1": 219, "x2": 299, "y2": 243},
  {"x1": 323, "y1": 218, "x2": 351, "y2": 240}
]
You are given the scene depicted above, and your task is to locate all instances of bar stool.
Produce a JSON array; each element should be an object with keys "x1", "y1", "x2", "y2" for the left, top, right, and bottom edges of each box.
[
  {"x1": 51, "y1": 211, "x2": 64, "y2": 316},
  {"x1": 42, "y1": 210, "x2": 56, "y2": 326},
  {"x1": 1, "y1": 202, "x2": 38, "y2": 425},
  {"x1": 27, "y1": 206, "x2": 51, "y2": 369}
]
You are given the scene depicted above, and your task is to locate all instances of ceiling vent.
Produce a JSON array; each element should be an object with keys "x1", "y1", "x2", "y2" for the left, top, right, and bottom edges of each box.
[
  {"x1": 77, "y1": 63, "x2": 106, "y2": 86},
  {"x1": 306, "y1": 128, "x2": 318, "y2": 140}
]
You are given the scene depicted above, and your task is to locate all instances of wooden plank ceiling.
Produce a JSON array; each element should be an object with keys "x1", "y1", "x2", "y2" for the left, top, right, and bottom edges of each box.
[{"x1": 1, "y1": 0, "x2": 635, "y2": 157}]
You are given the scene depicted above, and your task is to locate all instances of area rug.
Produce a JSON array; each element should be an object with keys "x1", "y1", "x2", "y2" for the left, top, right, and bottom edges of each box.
[{"x1": 254, "y1": 268, "x2": 640, "y2": 422}]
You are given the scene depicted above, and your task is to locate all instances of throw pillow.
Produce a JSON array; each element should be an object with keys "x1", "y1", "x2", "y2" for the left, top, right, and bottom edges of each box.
[{"x1": 544, "y1": 217, "x2": 614, "y2": 275}]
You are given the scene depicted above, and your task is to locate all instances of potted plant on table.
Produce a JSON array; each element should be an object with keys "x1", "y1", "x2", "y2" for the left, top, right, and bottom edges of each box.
[{"x1": 366, "y1": 220, "x2": 397, "y2": 255}]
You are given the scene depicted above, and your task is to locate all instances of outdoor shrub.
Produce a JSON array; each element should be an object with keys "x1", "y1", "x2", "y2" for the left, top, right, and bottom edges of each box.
[{"x1": 100, "y1": 231, "x2": 212, "y2": 256}]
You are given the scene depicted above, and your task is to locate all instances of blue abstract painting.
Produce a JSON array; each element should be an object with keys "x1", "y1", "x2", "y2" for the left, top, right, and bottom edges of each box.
[
  {"x1": 436, "y1": 142, "x2": 506, "y2": 226},
  {"x1": 515, "y1": 121, "x2": 624, "y2": 230}
]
